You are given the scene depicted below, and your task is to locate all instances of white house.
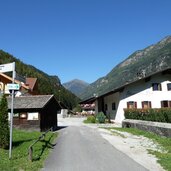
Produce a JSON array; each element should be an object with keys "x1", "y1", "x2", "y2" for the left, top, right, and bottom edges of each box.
[{"x1": 86, "y1": 68, "x2": 171, "y2": 123}]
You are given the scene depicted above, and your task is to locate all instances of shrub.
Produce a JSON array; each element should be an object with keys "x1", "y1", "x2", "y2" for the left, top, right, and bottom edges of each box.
[
  {"x1": 96, "y1": 112, "x2": 106, "y2": 123},
  {"x1": 0, "y1": 95, "x2": 10, "y2": 149},
  {"x1": 84, "y1": 115, "x2": 96, "y2": 123},
  {"x1": 124, "y1": 108, "x2": 171, "y2": 123}
]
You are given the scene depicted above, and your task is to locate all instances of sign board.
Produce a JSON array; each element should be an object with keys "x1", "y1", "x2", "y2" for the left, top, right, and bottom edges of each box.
[
  {"x1": 7, "y1": 83, "x2": 20, "y2": 90},
  {"x1": 0, "y1": 62, "x2": 14, "y2": 73}
]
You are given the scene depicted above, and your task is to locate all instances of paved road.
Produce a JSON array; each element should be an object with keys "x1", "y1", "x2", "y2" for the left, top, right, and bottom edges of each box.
[{"x1": 42, "y1": 125, "x2": 148, "y2": 171}]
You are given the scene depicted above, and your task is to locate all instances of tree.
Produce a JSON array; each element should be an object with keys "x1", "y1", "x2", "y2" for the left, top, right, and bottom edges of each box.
[
  {"x1": 72, "y1": 104, "x2": 82, "y2": 113},
  {"x1": 0, "y1": 95, "x2": 9, "y2": 149}
]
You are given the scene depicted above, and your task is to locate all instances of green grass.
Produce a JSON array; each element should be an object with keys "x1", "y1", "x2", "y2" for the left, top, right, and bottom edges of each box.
[
  {"x1": 107, "y1": 127, "x2": 171, "y2": 171},
  {"x1": 0, "y1": 129, "x2": 58, "y2": 171},
  {"x1": 83, "y1": 119, "x2": 97, "y2": 124}
]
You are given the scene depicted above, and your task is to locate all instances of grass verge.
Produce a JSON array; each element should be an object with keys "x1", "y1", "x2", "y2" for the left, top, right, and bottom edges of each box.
[
  {"x1": 0, "y1": 128, "x2": 58, "y2": 171},
  {"x1": 107, "y1": 127, "x2": 171, "y2": 171}
]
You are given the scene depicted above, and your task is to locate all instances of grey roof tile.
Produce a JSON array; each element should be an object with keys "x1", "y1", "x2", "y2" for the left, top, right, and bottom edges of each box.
[{"x1": 7, "y1": 95, "x2": 54, "y2": 109}]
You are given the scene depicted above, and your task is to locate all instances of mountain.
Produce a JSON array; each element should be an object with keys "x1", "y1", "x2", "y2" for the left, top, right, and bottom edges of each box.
[
  {"x1": 0, "y1": 50, "x2": 80, "y2": 109},
  {"x1": 63, "y1": 79, "x2": 89, "y2": 97},
  {"x1": 80, "y1": 36, "x2": 171, "y2": 100}
]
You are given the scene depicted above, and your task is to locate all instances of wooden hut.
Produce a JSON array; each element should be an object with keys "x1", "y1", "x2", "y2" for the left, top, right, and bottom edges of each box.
[{"x1": 7, "y1": 95, "x2": 61, "y2": 131}]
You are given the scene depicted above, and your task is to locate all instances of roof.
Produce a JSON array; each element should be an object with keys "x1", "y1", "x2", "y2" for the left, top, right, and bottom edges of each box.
[
  {"x1": 7, "y1": 95, "x2": 56, "y2": 110},
  {"x1": 79, "y1": 97, "x2": 97, "y2": 104},
  {"x1": 81, "y1": 67, "x2": 171, "y2": 102},
  {"x1": 26, "y1": 78, "x2": 37, "y2": 91},
  {"x1": 102, "y1": 67, "x2": 171, "y2": 98}
]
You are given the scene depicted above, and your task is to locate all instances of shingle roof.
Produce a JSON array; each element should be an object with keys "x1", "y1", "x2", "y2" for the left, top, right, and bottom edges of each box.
[{"x1": 7, "y1": 95, "x2": 54, "y2": 109}]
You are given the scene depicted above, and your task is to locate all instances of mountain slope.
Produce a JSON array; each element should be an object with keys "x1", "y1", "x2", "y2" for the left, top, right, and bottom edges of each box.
[
  {"x1": 63, "y1": 79, "x2": 89, "y2": 97},
  {"x1": 0, "y1": 50, "x2": 80, "y2": 109},
  {"x1": 80, "y1": 36, "x2": 171, "y2": 100}
]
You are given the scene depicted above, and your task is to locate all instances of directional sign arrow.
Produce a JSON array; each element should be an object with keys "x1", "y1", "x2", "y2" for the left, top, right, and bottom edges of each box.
[{"x1": 7, "y1": 83, "x2": 20, "y2": 90}]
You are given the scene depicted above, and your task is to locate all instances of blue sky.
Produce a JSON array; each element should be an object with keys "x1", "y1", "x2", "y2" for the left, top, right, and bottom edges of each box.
[{"x1": 0, "y1": 0, "x2": 171, "y2": 83}]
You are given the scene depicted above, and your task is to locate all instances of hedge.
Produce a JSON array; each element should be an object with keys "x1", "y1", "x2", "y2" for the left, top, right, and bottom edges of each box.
[{"x1": 124, "y1": 108, "x2": 171, "y2": 123}]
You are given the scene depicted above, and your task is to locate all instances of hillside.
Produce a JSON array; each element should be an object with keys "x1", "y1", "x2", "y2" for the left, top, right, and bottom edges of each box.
[
  {"x1": 80, "y1": 36, "x2": 171, "y2": 100},
  {"x1": 0, "y1": 50, "x2": 80, "y2": 109},
  {"x1": 63, "y1": 79, "x2": 89, "y2": 97}
]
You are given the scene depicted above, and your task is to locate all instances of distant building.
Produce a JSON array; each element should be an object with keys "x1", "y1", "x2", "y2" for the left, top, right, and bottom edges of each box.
[{"x1": 80, "y1": 97, "x2": 96, "y2": 115}]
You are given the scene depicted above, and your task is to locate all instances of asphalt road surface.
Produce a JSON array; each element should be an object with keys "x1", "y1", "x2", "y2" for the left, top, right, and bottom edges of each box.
[{"x1": 42, "y1": 125, "x2": 148, "y2": 171}]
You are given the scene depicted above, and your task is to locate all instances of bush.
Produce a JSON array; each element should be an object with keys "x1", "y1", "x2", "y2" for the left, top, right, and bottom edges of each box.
[
  {"x1": 96, "y1": 112, "x2": 106, "y2": 123},
  {"x1": 124, "y1": 108, "x2": 171, "y2": 123},
  {"x1": 84, "y1": 115, "x2": 96, "y2": 123},
  {"x1": 0, "y1": 95, "x2": 9, "y2": 149}
]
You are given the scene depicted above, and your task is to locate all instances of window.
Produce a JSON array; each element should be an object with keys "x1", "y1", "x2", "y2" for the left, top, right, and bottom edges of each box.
[
  {"x1": 27, "y1": 112, "x2": 39, "y2": 120},
  {"x1": 20, "y1": 113, "x2": 27, "y2": 119},
  {"x1": 161, "y1": 101, "x2": 171, "y2": 108},
  {"x1": 142, "y1": 101, "x2": 151, "y2": 109},
  {"x1": 127, "y1": 101, "x2": 137, "y2": 109},
  {"x1": 152, "y1": 83, "x2": 162, "y2": 91},
  {"x1": 112, "y1": 103, "x2": 116, "y2": 110},
  {"x1": 167, "y1": 83, "x2": 171, "y2": 91},
  {"x1": 13, "y1": 113, "x2": 19, "y2": 118}
]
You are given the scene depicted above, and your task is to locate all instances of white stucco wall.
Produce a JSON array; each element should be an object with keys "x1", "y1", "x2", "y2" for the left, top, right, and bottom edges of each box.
[
  {"x1": 103, "y1": 92, "x2": 120, "y2": 119},
  {"x1": 114, "y1": 73, "x2": 171, "y2": 123},
  {"x1": 95, "y1": 100, "x2": 99, "y2": 114}
]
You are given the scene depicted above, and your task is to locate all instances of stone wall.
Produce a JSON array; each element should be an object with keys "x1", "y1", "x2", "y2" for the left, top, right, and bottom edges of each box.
[{"x1": 122, "y1": 119, "x2": 171, "y2": 137}]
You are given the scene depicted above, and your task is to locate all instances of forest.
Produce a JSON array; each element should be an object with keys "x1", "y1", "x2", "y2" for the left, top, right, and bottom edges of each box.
[{"x1": 0, "y1": 50, "x2": 80, "y2": 109}]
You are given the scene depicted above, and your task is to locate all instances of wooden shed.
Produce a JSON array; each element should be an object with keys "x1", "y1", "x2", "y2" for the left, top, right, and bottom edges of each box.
[{"x1": 7, "y1": 95, "x2": 61, "y2": 131}]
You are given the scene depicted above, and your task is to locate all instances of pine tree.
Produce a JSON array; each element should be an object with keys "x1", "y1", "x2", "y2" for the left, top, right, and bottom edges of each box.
[{"x1": 0, "y1": 95, "x2": 9, "y2": 149}]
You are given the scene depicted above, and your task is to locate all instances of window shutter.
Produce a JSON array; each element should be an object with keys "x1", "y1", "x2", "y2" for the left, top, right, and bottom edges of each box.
[
  {"x1": 135, "y1": 102, "x2": 137, "y2": 108},
  {"x1": 169, "y1": 101, "x2": 171, "y2": 108},
  {"x1": 159, "y1": 84, "x2": 162, "y2": 91},
  {"x1": 167, "y1": 83, "x2": 171, "y2": 91},
  {"x1": 142, "y1": 101, "x2": 144, "y2": 109},
  {"x1": 149, "y1": 101, "x2": 152, "y2": 108},
  {"x1": 127, "y1": 102, "x2": 129, "y2": 109},
  {"x1": 161, "y1": 101, "x2": 164, "y2": 108}
]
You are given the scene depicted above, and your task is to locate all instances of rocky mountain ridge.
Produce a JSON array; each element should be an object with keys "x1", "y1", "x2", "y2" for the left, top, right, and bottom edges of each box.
[{"x1": 80, "y1": 36, "x2": 171, "y2": 100}]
